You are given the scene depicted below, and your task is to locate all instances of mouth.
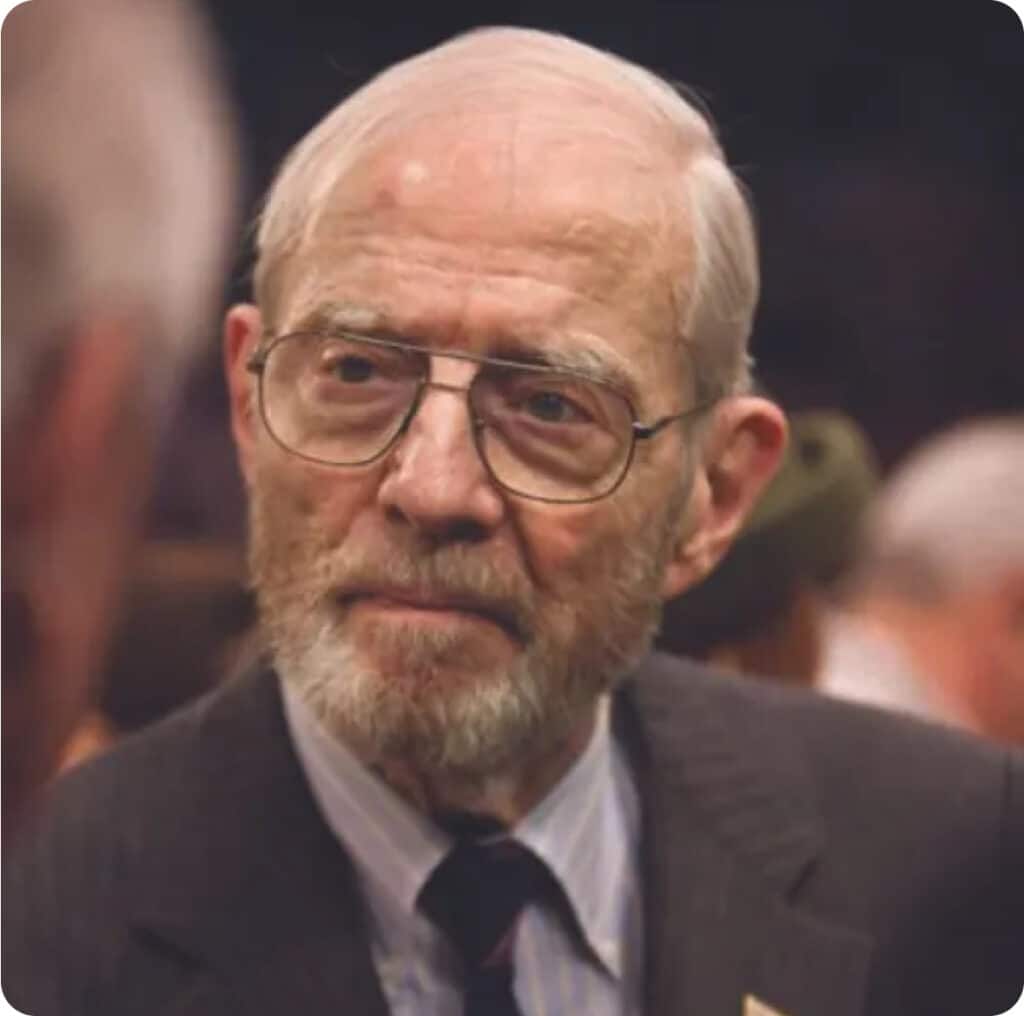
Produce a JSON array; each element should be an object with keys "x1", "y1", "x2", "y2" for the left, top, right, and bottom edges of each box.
[{"x1": 335, "y1": 587, "x2": 527, "y2": 642}]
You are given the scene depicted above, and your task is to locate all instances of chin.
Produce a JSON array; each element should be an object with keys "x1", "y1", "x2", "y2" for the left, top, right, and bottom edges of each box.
[
  {"x1": 279, "y1": 614, "x2": 570, "y2": 777},
  {"x1": 343, "y1": 610, "x2": 520, "y2": 691}
]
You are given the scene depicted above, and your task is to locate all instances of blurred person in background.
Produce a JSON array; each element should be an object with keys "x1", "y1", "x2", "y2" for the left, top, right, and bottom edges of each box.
[
  {"x1": 658, "y1": 410, "x2": 879, "y2": 684},
  {"x1": 1, "y1": 0, "x2": 236, "y2": 829},
  {"x1": 4, "y1": 27, "x2": 1022, "y2": 1016},
  {"x1": 821, "y1": 416, "x2": 1024, "y2": 745},
  {"x1": 58, "y1": 541, "x2": 254, "y2": 771}
]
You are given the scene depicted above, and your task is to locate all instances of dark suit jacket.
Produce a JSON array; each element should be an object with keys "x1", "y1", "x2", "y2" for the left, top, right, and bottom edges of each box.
[{"x1": 4, "y1": 654, "x2": 1023, "y2": 1016}]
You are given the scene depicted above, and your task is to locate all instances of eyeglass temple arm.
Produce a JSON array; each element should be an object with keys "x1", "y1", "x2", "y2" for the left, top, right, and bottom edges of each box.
[{"x1": 632, "y1": 401, "x2": 714, "y2": 441}]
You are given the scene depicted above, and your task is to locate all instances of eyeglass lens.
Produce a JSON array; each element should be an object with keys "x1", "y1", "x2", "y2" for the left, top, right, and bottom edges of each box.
[{"x1": 258, "y1": 333, "x2": 636, "y2": 502}]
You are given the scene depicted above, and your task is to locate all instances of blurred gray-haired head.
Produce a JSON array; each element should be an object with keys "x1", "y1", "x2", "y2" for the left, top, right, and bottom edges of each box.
[
  {"x1": 2, "y1": 0, "x2": 238, "y2": 429},
  {"x1": 855, "y1": 416, "x2": 1024, "y2": 601}
]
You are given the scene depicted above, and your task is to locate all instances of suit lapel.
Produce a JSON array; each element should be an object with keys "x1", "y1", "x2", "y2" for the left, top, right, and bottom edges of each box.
[
  {"x1": 621, "y1": 653, "x2": 872, "y2": 1016},
  {"x1": 124, "y1": 667, "x2": 390, "y2": 1016}
]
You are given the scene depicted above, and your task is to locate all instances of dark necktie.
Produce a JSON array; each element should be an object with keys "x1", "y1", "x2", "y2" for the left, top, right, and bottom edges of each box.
[{"x1": 417, "y1": 837, "x2": 554, "y2": 1016}]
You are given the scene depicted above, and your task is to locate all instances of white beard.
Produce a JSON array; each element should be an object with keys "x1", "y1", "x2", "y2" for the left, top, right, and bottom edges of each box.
[{"x1": 249, "y1": 472, "x2": 681, "y2": 782}]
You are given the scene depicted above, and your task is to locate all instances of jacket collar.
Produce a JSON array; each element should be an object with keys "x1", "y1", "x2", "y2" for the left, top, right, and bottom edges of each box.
[
  {"x1": 126, "y1": 664, "x2": 389, "y2": 1016},
  {"x1": 620, "y1": 651, "x2": 826, "y2": 892},
  {"x1": 620, "y1": 652, "x2": 871, "y2": 1016}
]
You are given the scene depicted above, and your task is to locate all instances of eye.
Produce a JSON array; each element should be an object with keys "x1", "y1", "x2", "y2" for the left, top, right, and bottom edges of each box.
[
  {"x1": 523, "y1": 390, "x2": 585, "y2": 423},
  {"x1": 327, "y1": 354, "x2": 376, "y2": 383}
]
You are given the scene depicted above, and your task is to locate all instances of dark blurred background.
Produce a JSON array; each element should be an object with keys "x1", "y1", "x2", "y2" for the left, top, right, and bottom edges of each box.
[{"x1": 149, "y1": 1, "x2": 1024, "y2": 543}]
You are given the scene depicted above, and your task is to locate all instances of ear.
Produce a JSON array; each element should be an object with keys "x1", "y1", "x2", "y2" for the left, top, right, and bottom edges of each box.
[
  {"x1": 3, "y1": 318, "x2": 149, "y2": 818},
  {"x1": 223, "y1": 303, "x2": 263, "y2": 487},
  {"x1": 661, "y1": 396, "x2": 787, "y2": 600},
  {"x1": 15, "y1": 317, "x2": 148, "y2": 534}
]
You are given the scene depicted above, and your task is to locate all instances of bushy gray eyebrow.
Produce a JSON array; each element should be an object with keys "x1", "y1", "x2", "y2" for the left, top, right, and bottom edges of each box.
[{"x1": 286, "y1": 301, "x2": 641, "y2": 398}]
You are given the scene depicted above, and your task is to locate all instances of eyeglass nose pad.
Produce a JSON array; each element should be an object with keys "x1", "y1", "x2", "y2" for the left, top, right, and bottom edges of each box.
[
  {"x1": 462, "y1": 381, "x2": 486, "y2": 432},
  {"x1": 467, "y1": 396, "x2": 486, "y2": 433},
  {"x1": 396, "y1": 381, "x2": 429, "y2": 440}
]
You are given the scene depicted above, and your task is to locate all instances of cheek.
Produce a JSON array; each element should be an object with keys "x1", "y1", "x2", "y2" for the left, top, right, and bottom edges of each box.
[
  {"x1": 253, "y1": 452, "x2": 384, "y2": 546},
  {"x1": 514, "y1": 503, "x2": 611, "y2": 593},
  {"x1": 516, "y1": 479, "x2": 685, "y2": 602}
]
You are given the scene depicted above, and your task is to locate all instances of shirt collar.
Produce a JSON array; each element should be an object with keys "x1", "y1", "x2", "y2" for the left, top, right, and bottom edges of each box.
[
  {"x1": 282, "y1": 679, "x2": 639, "y2": 980},
  {"x1": 512, "y1": 695, "x2": 639, "y2": 977}
]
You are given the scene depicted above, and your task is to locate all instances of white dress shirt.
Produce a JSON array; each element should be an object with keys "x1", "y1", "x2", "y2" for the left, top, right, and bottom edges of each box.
[{"x1": 281, "y1": 679, "x2": 644, "y2": 1015}]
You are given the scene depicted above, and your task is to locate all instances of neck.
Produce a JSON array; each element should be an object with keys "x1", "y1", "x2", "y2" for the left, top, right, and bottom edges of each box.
[{"x1": 370, "y1": 703, "x2": 600, "y2": 830}]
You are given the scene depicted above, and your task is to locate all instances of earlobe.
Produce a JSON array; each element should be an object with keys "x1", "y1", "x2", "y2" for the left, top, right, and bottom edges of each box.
[{"x1": 223, "y1": 303, "x2": 264, "y2": 485}]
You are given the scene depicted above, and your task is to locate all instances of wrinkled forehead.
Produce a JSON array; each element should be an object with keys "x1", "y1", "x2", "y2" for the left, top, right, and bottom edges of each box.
[
  {"x1": 271, "y1": 97, "x2": 694, "y2": 333},
  {"x1": 319, "y1": 54, "x2": 692, "y2": 214},
  {"x1": 336, "y1": 103, "x2": 676, "y2": 227}
]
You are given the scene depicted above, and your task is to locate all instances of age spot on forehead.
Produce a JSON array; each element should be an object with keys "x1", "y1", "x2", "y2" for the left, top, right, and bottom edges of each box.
[
  {"x1": 401, "y1": 160, "x2": 431, "y2": 185},
  {"x1": 372, "y1": 159, "x2": 433, "y2": 209}
]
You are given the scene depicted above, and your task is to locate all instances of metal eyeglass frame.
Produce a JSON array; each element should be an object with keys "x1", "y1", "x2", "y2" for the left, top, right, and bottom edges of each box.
[{"x1": 246, "y1": 330, "x2": 715, "y2": 505}]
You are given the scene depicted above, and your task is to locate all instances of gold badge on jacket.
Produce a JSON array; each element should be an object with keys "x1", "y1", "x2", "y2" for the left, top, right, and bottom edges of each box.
[{"x1": 743, "y1": 994, "x2": 790, "y2": 1016}]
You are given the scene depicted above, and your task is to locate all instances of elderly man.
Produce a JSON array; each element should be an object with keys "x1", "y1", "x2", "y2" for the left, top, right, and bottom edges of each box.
[
  {"x1": 1, "y1": 0, "x2": 235, "y2": 828},
  {"x1": 4, "y1": 28, "x2": 1022, "y2": 1016}
]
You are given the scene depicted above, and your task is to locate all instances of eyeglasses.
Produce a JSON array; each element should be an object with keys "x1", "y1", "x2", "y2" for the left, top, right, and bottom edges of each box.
[{"x1": 247, "y1": 331, "x2": 712, "y2": 504}]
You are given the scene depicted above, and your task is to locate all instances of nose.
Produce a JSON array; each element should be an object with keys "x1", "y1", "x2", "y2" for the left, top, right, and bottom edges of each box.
[{"x1": 376, "y1": 373, "x2": 506, "y2": 541}]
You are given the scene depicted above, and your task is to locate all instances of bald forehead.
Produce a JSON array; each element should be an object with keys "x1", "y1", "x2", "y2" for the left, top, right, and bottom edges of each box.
[
  {"x1": 272, "y1": 106, "x2": 693, "y2": 357},
  {"x1": 322, "y1": 102, "x2": 681, "y2": 234},
  {"x1": 295, "y1": 29, "x2": 702, "y2": 253},
  {"x1": 258, "y1": 31, "x2": 712, "y2": 348}
]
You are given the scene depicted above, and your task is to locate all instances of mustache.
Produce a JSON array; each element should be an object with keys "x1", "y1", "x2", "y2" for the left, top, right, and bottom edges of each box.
[{"x1": 325, "y1": 538, "x2": 537, "y2": 641}]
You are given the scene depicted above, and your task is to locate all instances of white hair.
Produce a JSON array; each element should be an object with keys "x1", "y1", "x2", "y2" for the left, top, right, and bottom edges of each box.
[
  {"x1": 858, "y1": 417, "x2": 1024, "y2": 600},
  {"x1": 254, "y1": 27, "x2": 757, "y2": 402},
  {"x1": 1, "y1": 0, "x2": 237, "y2": 428}
]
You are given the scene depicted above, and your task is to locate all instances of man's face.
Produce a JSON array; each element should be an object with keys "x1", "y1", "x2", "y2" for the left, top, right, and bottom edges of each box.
[{"x1": 233, "y1": 103, "x2": 699, "y2": 777}]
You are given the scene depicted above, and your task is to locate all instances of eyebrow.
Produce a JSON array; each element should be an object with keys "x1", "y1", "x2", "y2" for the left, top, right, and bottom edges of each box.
[
  {"x1": 287, "y1": 301, "x2": 641, "y2": 397},
  {"x1": 489, "y1": 334, "x2": 639, "y2": 397},
  {"x1": 288, "y1": 302, "x2": 385, "y2": 337}
]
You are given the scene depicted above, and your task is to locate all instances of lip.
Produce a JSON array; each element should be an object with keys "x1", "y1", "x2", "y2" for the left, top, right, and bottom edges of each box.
[{"x1": 337, "y1": 587, "x2": 525, "y2": 641}]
